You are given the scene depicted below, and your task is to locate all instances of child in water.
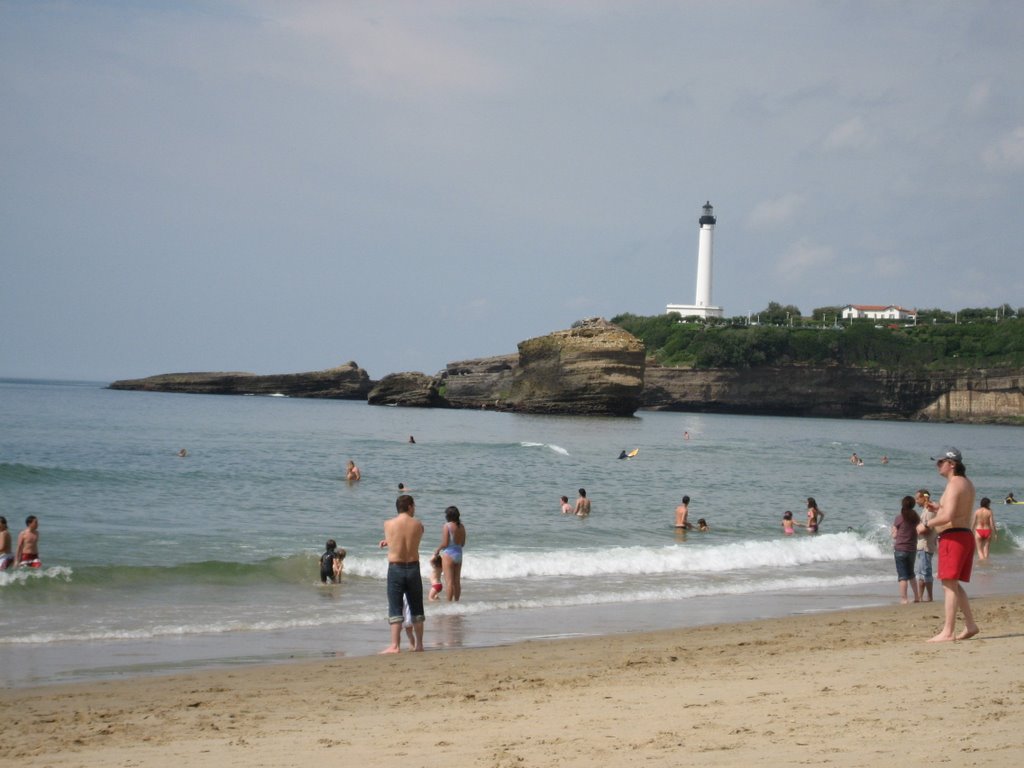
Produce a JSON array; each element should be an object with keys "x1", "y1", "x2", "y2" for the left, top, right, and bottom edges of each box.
[
  {"x1": 428, "y1": 554, "x2": 444, "y2": 601},
  {"x1": 782, "y1": 511, "x2": 796, "y2": 535},
  {"x1": 697, "y1": 518, "x2": 709, "y2": 532},
  {"x1": 319, "y1": 539, "x2": 346, "y2": 583}
]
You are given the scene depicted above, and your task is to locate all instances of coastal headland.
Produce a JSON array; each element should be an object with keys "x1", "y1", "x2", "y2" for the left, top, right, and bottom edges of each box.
[{"x1": 109, "y1": 318, "x2": 1024, "y2": 423}]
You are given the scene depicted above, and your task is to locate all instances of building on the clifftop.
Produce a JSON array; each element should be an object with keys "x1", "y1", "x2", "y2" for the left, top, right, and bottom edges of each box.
[
  {"x1": 666, "y1": 201, "x2": 724, "y2": 320},
  {"x1": 841, "y1": 304, "x2": 918, "y2": 322}
]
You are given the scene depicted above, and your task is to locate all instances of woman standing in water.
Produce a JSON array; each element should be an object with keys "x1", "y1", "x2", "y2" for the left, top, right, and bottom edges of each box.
[
  {"x1": 806, "y1": 497, "x2": 824, "y2": 534},
  {"x1": 435, "y1": 506, "x2": 467, "y2": 601}
]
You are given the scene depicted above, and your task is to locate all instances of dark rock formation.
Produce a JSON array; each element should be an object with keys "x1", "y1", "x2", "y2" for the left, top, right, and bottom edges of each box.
[
  {"x1": 367, "y1": 372, "x2": 447, "y2": 408},
  {"x1": 506, "y1": 318, "x2": 645, "y2": 416},
  {"x1": 108, "y1": 362, "x2": 373, "y2": 399},
  {"x1": 439, "y1": 354, "x2": 517, "y2": 409},
  {"x1": 642, "y1": 364, "x2": 1024, "y2": 423}
]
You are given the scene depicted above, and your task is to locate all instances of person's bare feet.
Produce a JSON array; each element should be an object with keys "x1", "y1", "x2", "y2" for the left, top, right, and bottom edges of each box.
[
  {"x1": 927, "y1": 631, "x2": 956, "y2": 643},
  {"x1": 956, "y1": 625, "x2": 980, "y2": 641},
  {"x1": 380, "y1": 645, "x2": 401, "y2": 654}
]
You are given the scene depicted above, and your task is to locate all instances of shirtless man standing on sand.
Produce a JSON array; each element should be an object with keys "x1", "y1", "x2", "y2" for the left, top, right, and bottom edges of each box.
[
  {"x1": 379, "y1": 495, "x2": 425, "y2": 653},
  {"x1": 917, "y1": 448, "x2": 979, "y2": 642}
]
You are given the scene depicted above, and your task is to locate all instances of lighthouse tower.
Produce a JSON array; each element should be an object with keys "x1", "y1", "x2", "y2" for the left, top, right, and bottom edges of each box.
[{"x1": 666, "y1": 201, "x2": 724, "y2": 320}]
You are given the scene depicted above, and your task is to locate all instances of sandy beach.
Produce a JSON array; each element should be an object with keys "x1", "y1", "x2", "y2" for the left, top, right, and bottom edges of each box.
[{"x1": 4, "y1": 595, "x2": 1023, "y2": 767}]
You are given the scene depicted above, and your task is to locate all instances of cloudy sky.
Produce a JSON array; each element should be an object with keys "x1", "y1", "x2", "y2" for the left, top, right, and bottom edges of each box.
[{"x1": 3, "y1": 1, "x2": 1023, "y2": 381}]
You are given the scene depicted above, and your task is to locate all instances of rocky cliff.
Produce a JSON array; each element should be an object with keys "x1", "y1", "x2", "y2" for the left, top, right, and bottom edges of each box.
[
  {"x1": 106, "y1": 329, "x2": 1023, "y2": 423},
  {"x1": 366, "y1": 372, "x2": 447, "y2": 408},
  {"x1": 642, "y1": 364, "x2": 1023, "y2": 423},
  {"x1": 440, "y1": 354, "x2": 517, "y2": 409},
  {"x1": 108, "y1": 361, "x2": 373, "y2": 399},
  {"x1": 506, "y1": 318, "x2": 645, "y2": 416},
  {"x1": 367, "y1": 320, "x2": 646, "y2": 416}
]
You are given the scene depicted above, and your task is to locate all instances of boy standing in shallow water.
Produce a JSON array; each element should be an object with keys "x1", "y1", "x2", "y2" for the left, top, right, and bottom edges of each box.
[{"x1": 16, "y1": 515, "x2": 40, "y2": 568}]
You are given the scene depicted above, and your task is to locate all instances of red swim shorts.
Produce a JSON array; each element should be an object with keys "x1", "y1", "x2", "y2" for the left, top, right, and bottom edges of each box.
[{"x1": 938, "y1": 529, "x2": 975, "y2": 582}]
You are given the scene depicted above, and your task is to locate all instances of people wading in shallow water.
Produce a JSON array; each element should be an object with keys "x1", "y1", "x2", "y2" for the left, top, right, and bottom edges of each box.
[{"x1": 435, "y1": 506, "x2": 467, "y2": 601}]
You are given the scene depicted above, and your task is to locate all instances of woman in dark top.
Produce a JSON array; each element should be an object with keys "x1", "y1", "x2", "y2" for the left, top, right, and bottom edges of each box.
[{"x1": 892, "y1": 495, "x2": 921, "y2": 604}]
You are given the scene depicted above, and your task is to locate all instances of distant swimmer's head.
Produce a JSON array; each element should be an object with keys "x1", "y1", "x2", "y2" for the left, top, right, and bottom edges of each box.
[
  {"x1": 783, "y1": 510, "x2": 793, "y2": 520},
  {"x1": 398, "y1": 483, "x2": 405, "y2": 491}
]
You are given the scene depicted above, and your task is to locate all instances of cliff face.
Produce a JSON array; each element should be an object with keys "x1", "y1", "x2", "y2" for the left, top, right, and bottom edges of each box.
[
  {"x1": 439, "y1": 354, "x2": 517, "y2": 409},
  {"x1": 642, "y1": 364, "x2": 1023, "y2": 423},
  {"x1": 914, "y1": 369, "x2": 1024, "y2": 423},
  {"x1": 507, "y1": 318, "x2": 645, "y2": 416},
  {"x1": 366, "y1": 372, "x2": 447, "y2": 408},
  {"x1": 108, "y1": 362, "x2": 373, "y2": 399}
]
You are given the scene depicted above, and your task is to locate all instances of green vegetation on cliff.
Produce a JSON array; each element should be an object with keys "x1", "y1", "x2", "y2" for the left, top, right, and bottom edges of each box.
[{"x1": 611, "y1": 308, "x2": 1024, "y2": 370}]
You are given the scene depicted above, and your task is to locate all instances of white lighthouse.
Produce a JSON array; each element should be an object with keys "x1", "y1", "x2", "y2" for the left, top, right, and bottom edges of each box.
[{"x1": 666, "y1": 201, "x2": 724, "y2": 320}]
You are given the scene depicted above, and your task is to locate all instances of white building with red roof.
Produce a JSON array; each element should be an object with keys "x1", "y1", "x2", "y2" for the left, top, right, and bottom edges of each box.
[{"x1": 840, "y1": 304, "x2": 918, "y2": 321}]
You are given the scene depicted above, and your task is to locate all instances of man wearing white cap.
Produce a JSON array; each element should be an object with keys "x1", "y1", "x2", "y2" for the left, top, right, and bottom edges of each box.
[{"x1": 917, "y1": 447, "x2": 979, "y2": 642}]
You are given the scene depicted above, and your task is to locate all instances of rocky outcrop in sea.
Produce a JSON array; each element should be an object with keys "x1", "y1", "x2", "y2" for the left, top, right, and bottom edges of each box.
[
  {"x1": 107, "y1": 322, "x2": 1023, "y2": 424},
  {"x1": 367, "y1": 319, "x2": 645, "y2": 416},
  {"x1": 108, "y1": 361, "x2": 373, "y2": 399}
]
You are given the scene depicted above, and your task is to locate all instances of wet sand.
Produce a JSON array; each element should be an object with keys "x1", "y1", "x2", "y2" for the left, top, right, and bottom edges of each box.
[{"x1": 3, "y1": 595, "x2": 1023, "y2": 767}]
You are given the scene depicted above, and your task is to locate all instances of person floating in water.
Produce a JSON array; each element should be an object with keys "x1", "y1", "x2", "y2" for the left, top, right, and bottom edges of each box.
[
  {"x1": 1006, "y1": 492, "x2": 1017, "y2": 504},
  {"x1": 559, "y1": 495, "x2": 573, "y2": 514},
  {"x1": 408, "y1": 435, "x2": 416, "y2": 444},
  {"x1": 618, "y1": 450, "x2": 628, "y2": 460},
  {"x1": 177, "y1": 448, "x2": 188, "y2": 458}
]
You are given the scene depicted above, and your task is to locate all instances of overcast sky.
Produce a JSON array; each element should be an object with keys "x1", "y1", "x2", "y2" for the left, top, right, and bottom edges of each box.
[{"x1": 3, "y1": 1, "x2": 1023, "y2": 382}]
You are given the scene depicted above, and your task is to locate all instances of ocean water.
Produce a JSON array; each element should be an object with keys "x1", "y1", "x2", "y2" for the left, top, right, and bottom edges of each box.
[{"x1": 1, "y1": 378, "x2": 1022, "y2": 687}]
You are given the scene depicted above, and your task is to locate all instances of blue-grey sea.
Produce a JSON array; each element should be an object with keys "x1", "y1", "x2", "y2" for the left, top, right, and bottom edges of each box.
[{"x1": 1, "y1": 379, "x2": 1022, "y2": 687}]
